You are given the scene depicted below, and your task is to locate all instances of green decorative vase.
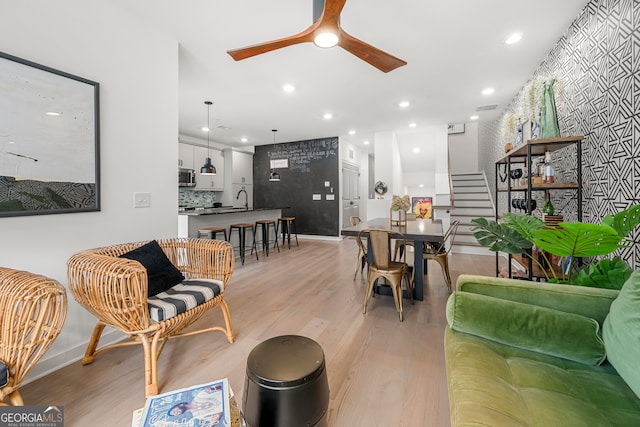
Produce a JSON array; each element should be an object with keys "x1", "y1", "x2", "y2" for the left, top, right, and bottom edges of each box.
[{"x1": 540, "y1": 80, "x2": 560, "y2": 139}]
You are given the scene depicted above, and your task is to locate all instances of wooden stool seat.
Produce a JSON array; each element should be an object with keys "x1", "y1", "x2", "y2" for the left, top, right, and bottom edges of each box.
[
  {"x1": 255, "y1": 220, "x2": 280, "y2": 256},
  {"x1": 277, "y1": 217, "x2": 299, "y2": 249},
  {"x1": 198, "y1": 226, "x2": 228, "y2": 241},
  {"x1": 229, "y1": 223, "x2": 258, "y2": 265}
]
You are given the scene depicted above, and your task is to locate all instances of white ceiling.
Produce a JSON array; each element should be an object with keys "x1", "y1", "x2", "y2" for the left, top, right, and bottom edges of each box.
[{"x1": 113, "y1": 0, "x2": 588, "y2": 171}]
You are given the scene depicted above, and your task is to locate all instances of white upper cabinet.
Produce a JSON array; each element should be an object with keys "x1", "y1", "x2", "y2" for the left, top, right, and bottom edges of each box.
[
  {"x1": 230, "y1": 150, "x2": 253, "y2": 184},
  {"x1": 178, "y1": 143, "x2": 194, "y2": 169},
  {"x1": 193, "y1": 145, "x2": 224, "y2": 191}
]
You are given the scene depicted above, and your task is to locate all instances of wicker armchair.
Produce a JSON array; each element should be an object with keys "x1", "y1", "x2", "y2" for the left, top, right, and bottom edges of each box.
[
  {"x1": 0, "y1": 268, "x2": 67, "y2": 406},
  {"x1": 67, "y1": 238, "x2": 235, "y2": 397}
]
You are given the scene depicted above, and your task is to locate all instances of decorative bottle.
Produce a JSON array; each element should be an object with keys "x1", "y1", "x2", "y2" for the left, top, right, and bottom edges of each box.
[
  {"x1": 543, "y1": 151, "x2": 554, "y2": 184},
  {"x1": 542, "y1": 190, "x2": 554, "y2": 216}
]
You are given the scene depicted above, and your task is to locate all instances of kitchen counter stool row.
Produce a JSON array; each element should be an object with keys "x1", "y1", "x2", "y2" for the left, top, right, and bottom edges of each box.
[{"x1": 198, "y1": 216, "x2": 298, "y2": 265}]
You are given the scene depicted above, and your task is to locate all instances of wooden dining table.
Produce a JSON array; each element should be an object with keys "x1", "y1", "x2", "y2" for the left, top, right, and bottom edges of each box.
[{"x1": 340, "y1": 217, "x2": 444, "y2": 301}]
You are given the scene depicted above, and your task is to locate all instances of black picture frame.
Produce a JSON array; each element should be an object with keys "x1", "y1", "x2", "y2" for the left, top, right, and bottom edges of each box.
[{"x1": 0, "y1": 51, "x2": 100, "y2": 217}]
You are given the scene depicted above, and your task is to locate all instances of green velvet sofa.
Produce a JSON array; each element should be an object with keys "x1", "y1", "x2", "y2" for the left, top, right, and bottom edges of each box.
[{"x1": 444, "y1": 272, "x2": 640, "y2": 426}]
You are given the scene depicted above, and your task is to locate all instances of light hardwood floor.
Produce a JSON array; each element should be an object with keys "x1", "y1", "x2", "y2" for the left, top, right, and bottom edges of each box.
[{"x1": 21, "y1": 237, "x2": 495, "y2": 426}]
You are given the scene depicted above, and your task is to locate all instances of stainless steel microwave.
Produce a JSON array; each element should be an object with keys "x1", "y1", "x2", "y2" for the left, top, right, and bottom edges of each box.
[{"x1": 178, "y1": 168, "x2": 196, "y2": 187}]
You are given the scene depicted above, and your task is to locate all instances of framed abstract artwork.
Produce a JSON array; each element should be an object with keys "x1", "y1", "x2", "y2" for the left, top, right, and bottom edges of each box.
[
  {"x1": 0, "y1": 51, "x2": 100, "y2": 217},
  {"x1": 411, "y1": 197, "x2": 432, "y2": 219}
]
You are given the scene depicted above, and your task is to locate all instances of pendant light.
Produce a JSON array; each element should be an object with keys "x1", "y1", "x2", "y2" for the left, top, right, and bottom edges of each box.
[
  {"x1": 200, "y1": 100, "x2": 216, "y2": 175},
  {"x1": 268, "y1": 129, "x2": 281, "y2": 182}
]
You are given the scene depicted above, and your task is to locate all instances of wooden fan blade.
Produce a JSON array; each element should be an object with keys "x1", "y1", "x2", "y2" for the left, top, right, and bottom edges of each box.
[
  {"x1": 338, "y1": 30, "x2": 407, "y2": 73},
  {"x1": 227, "y1": 26, "x2": 316, "y2": 61},
  {"x1": 318, "y1": 0, "x2": 347, "y2": 25}
]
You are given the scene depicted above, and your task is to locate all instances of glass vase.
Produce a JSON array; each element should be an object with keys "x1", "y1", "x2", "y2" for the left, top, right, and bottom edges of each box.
[
  {"x1": 390, "y1": 209, "x2": 407, "y2": 228},
  {"x1": 540, "y1": 80, "x2": 560, "y2": 139}
]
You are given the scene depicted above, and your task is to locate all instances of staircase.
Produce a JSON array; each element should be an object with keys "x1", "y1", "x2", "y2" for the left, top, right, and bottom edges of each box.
[{"x1": 449, "y1": 172, "x2": 494, "y2": 255}]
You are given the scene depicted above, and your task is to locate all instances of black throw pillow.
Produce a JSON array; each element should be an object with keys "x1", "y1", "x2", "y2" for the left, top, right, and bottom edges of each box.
[{"x1": 119, "y1": 240, "x2": 185, "y2": 297}]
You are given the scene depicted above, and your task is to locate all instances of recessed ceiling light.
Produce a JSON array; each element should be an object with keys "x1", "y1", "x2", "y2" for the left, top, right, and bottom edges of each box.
[
  {"x1": 505, "y1": 33, "x2": 522, "y2": 45},
  {"x1": 46, "y1": 111, "x2": 61, "y2": 116},
  {"x1": 413, "y1": 148, "x2": 420, "y2": 153},
  {"x1": 323, "y1": 113, "x2": 333, "y2": 120},
  {"x1": 419, "y1": 184, "x2": 424, "y2": 188},
  {"x1": 241, "y1": 137, "x2": 248, "y2": 143},
  {"x1": 482, "y1": 88, "x2": 495, "y2": 95},
  {"x1": 202, "y1": 127, "x2": 210, "y2": 132},
  {"x1": 363, "y1": 140, "x2": 370, "y2": 145},
  {"x1": 8, "y1": 141, "x2": 15, "y2": 144},
  {"x1": 348, "y1": 130, "x2": 356, "y2": 135},
  {"x1": 283, "y1": 84, "x2": 295, "y2": 92},
  {"x1": 470, "y1": 115, "x2": 479, "y2": 120},
  {"x1": 409, "y1": 123, "x2": 417, "y2": 128},
  {"x1": 399, "y1": 101, "x2": 410, "y2": 108}
]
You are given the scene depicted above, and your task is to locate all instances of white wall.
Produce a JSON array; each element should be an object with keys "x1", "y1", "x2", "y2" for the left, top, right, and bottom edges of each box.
[
  {"x1": 0, "y1": 0, "x2": 179, "y2": 379},
  {"x1": 448, "y1": 122, "x2": 479, "y2": 174},
  {"x1": 367, "y1": 130, "x2": 403, "y2": 219}
]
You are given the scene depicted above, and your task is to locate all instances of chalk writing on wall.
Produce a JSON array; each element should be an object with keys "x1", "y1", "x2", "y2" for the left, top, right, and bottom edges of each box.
[{"x1": 269, "y1": 138, "x2": 338, "y2": 173}]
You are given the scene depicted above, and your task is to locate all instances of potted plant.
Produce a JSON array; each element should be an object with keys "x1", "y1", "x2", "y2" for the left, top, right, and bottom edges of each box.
[{"x1": 471, "y1": 204, "x2": 640, "y2": 289}]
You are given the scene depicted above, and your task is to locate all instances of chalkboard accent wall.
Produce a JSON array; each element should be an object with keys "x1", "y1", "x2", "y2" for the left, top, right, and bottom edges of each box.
[{"x1": 254, "y1": 137, "x2": 340, "y2": 236}]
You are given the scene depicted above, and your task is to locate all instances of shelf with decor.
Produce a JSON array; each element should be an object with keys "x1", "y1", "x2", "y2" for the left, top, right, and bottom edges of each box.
[{"x1": 494, "y1": 135, "x2": 583, "y2": 280}]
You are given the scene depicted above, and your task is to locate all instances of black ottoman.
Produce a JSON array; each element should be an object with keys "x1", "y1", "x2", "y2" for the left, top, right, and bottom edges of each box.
[{"x1": 243, "y1": 335, "x2": 329, "y2": 427}]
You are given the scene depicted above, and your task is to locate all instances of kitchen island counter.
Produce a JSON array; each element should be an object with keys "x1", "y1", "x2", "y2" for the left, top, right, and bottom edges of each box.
[{"x1": 178, "y1": 208, "x2": 284, "y2": 238}]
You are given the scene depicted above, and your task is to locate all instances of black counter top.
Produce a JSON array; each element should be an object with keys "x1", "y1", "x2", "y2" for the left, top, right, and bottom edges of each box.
[{"x1": 179, "y1": 207, "x2": 284, "y2": 216}]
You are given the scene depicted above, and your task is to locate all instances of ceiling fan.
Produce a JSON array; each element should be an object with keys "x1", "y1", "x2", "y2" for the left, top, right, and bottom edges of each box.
[{"x1": 227, "y1": 0, "x2": 407, "y2": 73}]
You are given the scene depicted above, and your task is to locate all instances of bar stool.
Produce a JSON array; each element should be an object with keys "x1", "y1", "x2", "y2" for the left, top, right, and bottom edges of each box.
[
  {"x1": 228, "y1": 223, "x2": 258, "y2": 265},
  {"x1": 278, "y1": 217, "x2": 299, "y2": 249},
  {"x1": 254, "y1": 219, "x2": 280, "y2": 256},
  {"x1": 197, "y1": 226, "x2": 228, "y2": 241}
]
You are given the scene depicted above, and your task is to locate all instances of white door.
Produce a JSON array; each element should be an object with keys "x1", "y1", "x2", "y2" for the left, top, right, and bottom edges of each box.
[{"x1": 342, "y1": 163, "x2": 360, "y2": 228}]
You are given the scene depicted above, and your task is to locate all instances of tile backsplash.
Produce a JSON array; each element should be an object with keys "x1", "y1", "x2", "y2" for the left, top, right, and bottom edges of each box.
[{"x1": 179, "y1": 188, "x2": 219, "y2": 207}]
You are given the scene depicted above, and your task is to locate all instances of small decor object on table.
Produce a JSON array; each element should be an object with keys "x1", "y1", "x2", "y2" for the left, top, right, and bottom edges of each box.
[
  {"x1": 390, "y1": 195, "x2": 410, "y2": 227},
  {"x1": 412, "y1": 197, "x2": 433, "y2": 219},
  {"x1": 136, "y1": 379, "x2": 233, "y2": 427}
]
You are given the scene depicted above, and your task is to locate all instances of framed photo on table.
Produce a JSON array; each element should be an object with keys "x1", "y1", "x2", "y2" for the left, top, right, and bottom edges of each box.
[
  {"x1": 0, "y1": 51, "x2": 100, "y2": 217},
  {"x1": 411, "y1": 197, "x2": 432, "y2": 219}
]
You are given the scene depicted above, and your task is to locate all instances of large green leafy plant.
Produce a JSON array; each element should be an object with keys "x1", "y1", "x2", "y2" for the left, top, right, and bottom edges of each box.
[{"x1": 471, "y1": 205, "x2": 640, "y2": 289}]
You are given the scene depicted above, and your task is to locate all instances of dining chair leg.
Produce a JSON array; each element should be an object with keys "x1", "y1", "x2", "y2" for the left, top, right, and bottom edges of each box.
[
  {"x1": 434, "y1": 255, "x2": 452, "y2": 292},
  {"x1": 390, "y1": 280, "x2": 403, "y2": 322},
  {"x1": 363, "y1": 275, "x2": 376, "y2": 314}
]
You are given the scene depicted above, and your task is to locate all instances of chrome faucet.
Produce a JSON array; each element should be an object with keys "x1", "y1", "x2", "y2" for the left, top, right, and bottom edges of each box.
[{"x1": 237, "y1": 187, "x2": 248, "y2": 210}]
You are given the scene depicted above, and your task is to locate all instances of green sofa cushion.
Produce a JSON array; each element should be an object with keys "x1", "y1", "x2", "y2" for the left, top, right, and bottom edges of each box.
[
  {"x1": 446, "y1": 291, "x2": 606, "y2": 366},
  {"x1": 603, "y1": 270, "x2": 640, "y2": 399}
]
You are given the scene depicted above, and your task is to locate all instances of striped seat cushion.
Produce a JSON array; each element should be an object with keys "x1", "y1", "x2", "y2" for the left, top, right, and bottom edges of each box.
[{"x1": 148, "y1": 279, "x2": 223, "y2": 322}]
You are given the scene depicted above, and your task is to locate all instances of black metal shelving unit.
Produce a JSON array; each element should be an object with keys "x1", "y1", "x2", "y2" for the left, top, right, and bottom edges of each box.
[{"x1": 494, "y1": 136, "x2": 583, "y2": 280}]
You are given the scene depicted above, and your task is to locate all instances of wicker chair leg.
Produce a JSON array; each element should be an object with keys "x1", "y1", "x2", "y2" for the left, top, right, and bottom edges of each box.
[
  {"x1": 219, "y1": 300, "x2": 236, "y2": 343},
  {"x1": 6, "y1": 390, "x2": 24, "y2": 406},
  {"x1": 82, "y1": 322, "x2": 106, "y2": 365},
  {"x1": 141, "y1": 334, "x2": 162, "y2": 397}
]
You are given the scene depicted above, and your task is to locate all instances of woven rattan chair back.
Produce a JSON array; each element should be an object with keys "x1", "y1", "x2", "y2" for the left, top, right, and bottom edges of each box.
[
  {"x1": 0, "y1": 268, "x2": 67, "y2": 406},
  {"x1": 67, "y1": 237, "x2": 235, "y2": 397}
]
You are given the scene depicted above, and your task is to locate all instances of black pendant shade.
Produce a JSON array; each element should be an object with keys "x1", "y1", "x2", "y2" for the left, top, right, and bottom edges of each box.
[{"x1": 201, "y1": 100, "x2": 216, "y2": 175}]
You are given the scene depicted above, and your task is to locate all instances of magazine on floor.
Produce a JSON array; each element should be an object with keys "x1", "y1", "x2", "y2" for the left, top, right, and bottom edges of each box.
[{"x1": 134, "y1": 378, "x2": 230, "y2": 427}]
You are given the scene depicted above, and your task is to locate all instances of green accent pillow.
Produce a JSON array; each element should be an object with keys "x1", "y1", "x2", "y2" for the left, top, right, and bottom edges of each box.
[
  {"x1": 603, "y1": 270, "x2": 640, "y2": 399},
  {"x1": 446, "y1": 291, "x2": 606, "y2": 366}
]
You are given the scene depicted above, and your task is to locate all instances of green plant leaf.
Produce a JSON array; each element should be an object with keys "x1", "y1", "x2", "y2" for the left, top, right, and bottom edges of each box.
[
  {"x1": 601, "y1": 204, "x2": 640, "y2": 238},
  {"x1": 502, "y1": 213, "x2": 545, "y2": 242},
  {"x1": 533, "y1": 222, "x2": 624, "y2": 257},
  {"x1": 471, "y1": 217, "x2": 532, "y2": 254},
  {"x1": 573, "y1": 257, "x2": 632, "y2": 290}
]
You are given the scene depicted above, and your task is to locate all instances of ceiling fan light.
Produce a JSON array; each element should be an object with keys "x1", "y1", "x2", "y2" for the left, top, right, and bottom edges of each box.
[
  {"x1": 314, "y1": 30, "x2": 339, "y2": 48},
  {"x1": 201, "y1": 157, "x2": 216, "y2": 175}
]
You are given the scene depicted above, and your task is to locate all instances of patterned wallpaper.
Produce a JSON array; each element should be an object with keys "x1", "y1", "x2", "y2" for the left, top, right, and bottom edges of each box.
[{"x1": 479, "y1": 0, "x2": 640, "y2": 269}]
